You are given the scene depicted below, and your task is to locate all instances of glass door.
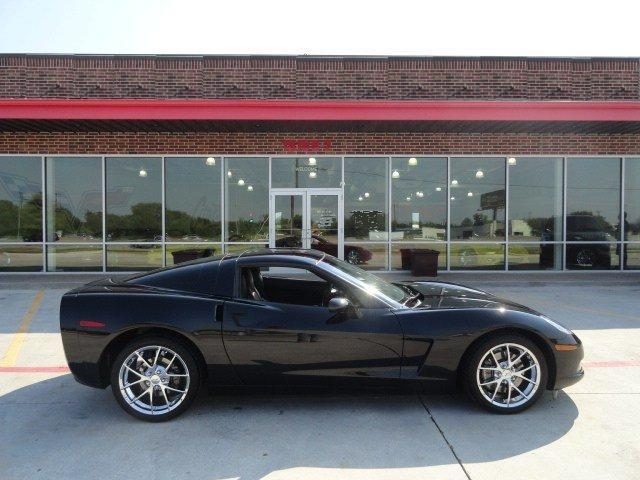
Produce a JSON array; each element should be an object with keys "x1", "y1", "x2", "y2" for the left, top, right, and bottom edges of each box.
[{"x1": 270, "y1": 189, "x2": 343, "y2": 259}]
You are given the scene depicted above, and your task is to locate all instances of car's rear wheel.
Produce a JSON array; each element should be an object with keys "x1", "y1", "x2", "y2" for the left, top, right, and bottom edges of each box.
[
  {"x1": 463, "y1": 334, "x2": 547, "y2": 414},
  {"x1": 110, "y1": 336, "x2": 200, "y2": 422},
  {"x1": 346, "y1": 249, "x2": 360, "y2": 264}
]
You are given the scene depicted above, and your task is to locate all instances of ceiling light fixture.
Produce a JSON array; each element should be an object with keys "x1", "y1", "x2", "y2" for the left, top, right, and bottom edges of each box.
[
  {"x1": 450, "y1": 196, "x2": 456, "y2": 201},
  {"x1": 237, "y1": 179, "x2": 245, "y2": 186},
  {"x1": 308, "y1": 157, "x2": 317, "y2": 166},
  {"x1": 467, "y1": 191, "x2": 473, "y2": 197},
  {"x1": 309, "y1": 171, "x2": 317, "y2": 178},
  {"x1": 364, "y1": 192, "x2": 370, "y2": 198},
  {"x1": 392, "y1": 170, "x2": 400, "y2": 179},
  {"x1": 205, "y1": 157, "x2": 216, "y2": 166},
  {"x1": 451, "y1": 179, "x2": 458, "y2": 186},
  {"x1": 508, "y1": 157, "x2": 517, "y2": 165},
  {"x1": 436, "y1": 187, "x2": 442, "y2": 192},
  {"x1": 227, "y1": 170, "x2": 232, "y2": 178},
  {"x1": 138, "y1": 169, "x2": 147, "y2": 178},
  {"x1": 247, "y1": 185, "x2": 253, "y2": 191},
  {"x1": 358, "y1": 196, "x2": 363, "y2": 201},
  {"x1": 475, "y1": 169, "x2": 484, "y2": 179},
  {"x1": 406, "y1": 196, "x2": 411, "y2": 202},
  {"x1": 408, "y1": 157, "x2": 418, "y2": 166}
]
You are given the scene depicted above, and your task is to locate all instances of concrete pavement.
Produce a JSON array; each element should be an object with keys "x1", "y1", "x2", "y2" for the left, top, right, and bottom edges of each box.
[{"x1": 0, "y1": 273, "x2": 639, "y2": 480}]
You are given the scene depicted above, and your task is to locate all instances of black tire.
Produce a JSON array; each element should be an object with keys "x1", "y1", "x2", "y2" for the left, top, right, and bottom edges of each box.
[
  {"x1": 462, "y1": 334, "x2": 548, "y2": 414},
  {"x1": 110, "y1": 336, "x2": 201, "y2": 422}
]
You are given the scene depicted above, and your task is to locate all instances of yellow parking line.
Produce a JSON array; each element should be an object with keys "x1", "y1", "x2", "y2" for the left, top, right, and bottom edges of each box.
[{"x1": 0, "y1": 290, "x2": 45, "y2": 367}]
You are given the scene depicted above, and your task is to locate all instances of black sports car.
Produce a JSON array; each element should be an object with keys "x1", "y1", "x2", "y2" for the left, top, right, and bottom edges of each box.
[{"x1": 60, "y1": 249, "x2": 584, "y2": 421}]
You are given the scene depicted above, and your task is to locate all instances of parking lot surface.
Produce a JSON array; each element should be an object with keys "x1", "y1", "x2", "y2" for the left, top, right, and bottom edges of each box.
[{"x1": 1, "y1": 273, "x2": 639, "y2": 480}]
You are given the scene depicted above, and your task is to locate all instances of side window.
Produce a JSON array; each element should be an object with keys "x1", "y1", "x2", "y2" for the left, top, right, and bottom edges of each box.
[{"x1": 239, "y1": 266, "x2": 348, "y2": 307}]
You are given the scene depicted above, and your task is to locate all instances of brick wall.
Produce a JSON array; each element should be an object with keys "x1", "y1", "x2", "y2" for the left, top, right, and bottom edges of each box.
[
  {"x1": 1, "y1": 55, "x2": 638, "y2": 101},
  {"x1": 1, "y1": 131, "x2": 639, "y2": 155}
]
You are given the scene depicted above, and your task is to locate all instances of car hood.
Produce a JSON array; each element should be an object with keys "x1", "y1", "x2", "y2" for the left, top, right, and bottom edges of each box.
[{"x1": 394, "y1": 280, "x2": 538, "y2": 314}]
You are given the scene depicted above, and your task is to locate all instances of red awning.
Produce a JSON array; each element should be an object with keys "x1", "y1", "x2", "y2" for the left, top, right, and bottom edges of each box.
[{"x1": 2, "y1": 99, "x2": 640, "y2": 122}]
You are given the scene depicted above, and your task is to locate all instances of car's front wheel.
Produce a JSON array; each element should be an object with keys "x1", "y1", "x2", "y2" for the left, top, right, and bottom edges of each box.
[
  {"x1": 110, "y1": 336, "x2": 200, "y2": 422},
  {"x1": 463, "y1": 334, "x2": 547, "y2": 414}
]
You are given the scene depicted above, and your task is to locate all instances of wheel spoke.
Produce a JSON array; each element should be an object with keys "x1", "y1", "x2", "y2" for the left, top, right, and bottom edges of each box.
[
  {"x1": 491, "y1": 382, "x2": 501, "y2": 402},
  {"x1": 153, "y1": 347, "x2": 161, "y2": 368},
  {"x1": 165, "y1": 353, "x2": 177, "y2": 370},
  {"x1": 506, "y1": 383, "x2": 512, "y2": 406},
  {"x1": 136, "y1": 351, "x2": 152, "y2": 369},
  {"x1": 164, "y1": 385, "x2": 186, "y2": 394},
  {"x1": 167, "y1": 373, "x2": 188, "y2": 377},
  {"x1": 513, "y1": 373, "x2": 538, "y2": 385},
  {"x1": 490, "y1": 349, "x2": 501, "y2": 367},
  {"x1": 512, "y1": 351, "x2": 526, "y2": 366},
  {"x1": 480, "y1": 378, "x2": 500, "y2": 386},
  {"x1": 124, "y1": 365, "x2": 145, "y2": 378},
  {"x1": 121, "y1": 378, "x2": 146, "y2": 390},
  {"x1": 515, "y1": 364, "x2": 535, "y2": 375},
  {"x1": 161, "y1": 386, "x2": 171, "y2": 407},
  {"x1": 512, "y1": 383, "x2": 529, "y2": 400},
  {"x1": 149, "y1": 389, "x2": 154, "y2": 413},
  {"x1": 128, "y1": 387, "x2": 151, "y2": 405},
  {"x1": 506, "y1": 345, "x2": 511, "y2": 367}
]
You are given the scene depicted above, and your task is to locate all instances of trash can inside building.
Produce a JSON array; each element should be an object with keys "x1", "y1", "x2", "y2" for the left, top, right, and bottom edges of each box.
[
  {"x1": 410, "y1": 249, "x2": 439, "y2": 277},
  {"x1": 171, "y1": 248, "x2": 215, "y2": 265},
  {"x1": 399, "y1": 248, "x2": 415, "y2": 270}
]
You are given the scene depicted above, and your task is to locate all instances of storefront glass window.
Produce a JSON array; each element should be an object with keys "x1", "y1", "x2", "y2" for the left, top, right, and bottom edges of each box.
[
  {"x1": 344, "y1": 157, "x2": 388, "y2": 242},
  {"x1": 450, "y1": 158, "x2": 505, "y2": 241},
  {"x1": 165, "y1": 157, "x2": 221, "y2": 242},
  {"x1": 225, "y1": 157, "x2": 269, "y2": 242},
  {"x1": 0, "y1": 156, "x2": 42, "y2": 242},
  {"x1": 105, "y1": 157, "x2": 162, "y2": 242}
]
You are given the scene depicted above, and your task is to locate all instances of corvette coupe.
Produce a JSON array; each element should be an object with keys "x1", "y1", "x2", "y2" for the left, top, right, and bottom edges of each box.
[{"x1": 60, "y1": 249, "x2": 584, "y2": 421}]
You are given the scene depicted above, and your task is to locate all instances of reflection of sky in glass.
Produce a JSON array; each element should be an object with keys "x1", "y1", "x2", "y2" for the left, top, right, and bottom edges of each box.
[
  {"x1": 567, "y1": 158, "x2": 620, "y2": 228},
  {"x1": 165, "y1": 157, "x2": 220, "y2": 223},
  {"x1": 508, "y1": 157, "x2": 562, "y2": 222},
  {"x1": 106, "y1": 157, "x2": 162, "y2": 215},
  {"x1": 0, "y1": 156, "x2": 41, "y2": 204},
  {"x1": 344, "y1": 157, "x2": 387, "y2": 210},
  {"x1": 225, "y1": 157, "x2": 268, "y2": 221}
]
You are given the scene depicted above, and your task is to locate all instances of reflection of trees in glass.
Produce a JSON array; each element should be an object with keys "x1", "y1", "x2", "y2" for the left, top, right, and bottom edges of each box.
[
  {"x1": 0, "y1": 195, "x2": 42, "y2": 241},
  {"x1": 107, "y1": 202, "x2": 162, "y2": 240},
  {"x1": 53, "y1": 204, "x2": 101, "y2": 238},
  {"x1": 568, "y1": 211, "x2": 614, "y2": 234},
  {"x1": 166, "y1": 209, "x2": 221, "y2": 240}
]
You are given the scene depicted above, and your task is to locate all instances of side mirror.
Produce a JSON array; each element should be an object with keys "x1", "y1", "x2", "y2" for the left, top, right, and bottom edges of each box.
[{"x1": 327, "y1": 297, "x2": 350, "y2": 312}]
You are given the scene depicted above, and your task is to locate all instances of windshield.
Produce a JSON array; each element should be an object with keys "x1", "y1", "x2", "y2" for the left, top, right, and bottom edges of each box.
[{"x1": 320, "y1": 255, "x2": 407, "y2": 303}]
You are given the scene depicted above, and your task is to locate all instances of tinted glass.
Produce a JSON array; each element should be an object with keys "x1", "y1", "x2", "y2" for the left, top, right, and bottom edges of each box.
[
  {"x1": 46, "y1": 157, "x2": 102, "y2": 243},
  {"x1": 106, "y1": 157, "x2": 162, "y2": 242},
  {"x1": 47, "y1": 245, "x2": 102, "y2": 272},
  {"x1": 510, "y1": 244, "x2": 562, "y2": 270},
  {"x1": 0, "y1": 245, "x2": 42, "y2": 272},
  {"x1": 106, "y1": 244, "x2": 162, "y2": 271},
  {"x1": 165, "y1": 157, "x2": 221, "y2": 241},
  {"x1": 624, "y1": 158, "x2": 640, "y2": 241},
  {"x1": 391, "y1": 157, "x2": 447, "y2": 241},
  {"x1": 0, "y1": 156, "x2": 42, "y2": 242},
  {"x1": 566, "y1": 243, "x2": 619, "y2": 270},
  {"x1": 166, "y1": 244, "x2": 219, "y2": 266},
  {"x1": 566, "y1": 158, "x2": 620, "y2": 241},
  {"x1": 391, "y1": 243, "x2": 446, "y2": 270},
  {"x1": 225, "y1": 158, "x2": 269, "y2": 242},
  {"x1": 271, "y1": 157, "x2": 341, "y2": 188},
  {"x1": 508, "y1": 157, "x2": 563, "y2": 241},
  {"x1": 450, "y1": 158, "x2": 505, "y2": 241},
  {"x1": 344, "y1": 157, "x2": 388, "y2": 241}
]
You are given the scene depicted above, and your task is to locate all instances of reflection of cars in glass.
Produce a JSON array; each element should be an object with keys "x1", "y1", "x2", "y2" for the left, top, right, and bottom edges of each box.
[
  {"x1": 61, "y1": 249, "x2": 584, "y2": 421},
  {"x1": 540, "y1": 215, "x2": 612, "y2": 268},
  {"x1": 275, "y1": 234, "x2": 372, "y2": 264}
]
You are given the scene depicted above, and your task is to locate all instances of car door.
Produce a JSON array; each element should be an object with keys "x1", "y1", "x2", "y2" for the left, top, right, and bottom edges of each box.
[{"x1": 221, "y1": 262, "x2": 404, "y2": 386}]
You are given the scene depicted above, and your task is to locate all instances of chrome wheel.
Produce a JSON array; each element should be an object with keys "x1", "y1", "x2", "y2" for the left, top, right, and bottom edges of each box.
[
  {"x1": 576, "y1": 249, "x2": 594, "y2": 267},
  {"x1": 346, "y1": 250, "x2": 360, "y2": 264},
  {"x1": 118, "y1": 345, "x2": 190, "y2": 416},
  {"x1": 476, "y1": 342, "x2": 541, "y2": 409}
]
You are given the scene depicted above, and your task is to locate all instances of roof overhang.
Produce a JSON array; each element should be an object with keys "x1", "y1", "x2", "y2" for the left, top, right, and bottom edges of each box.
[{"x1": 2, "y1": 99, "x2": 640, "y2": 122}]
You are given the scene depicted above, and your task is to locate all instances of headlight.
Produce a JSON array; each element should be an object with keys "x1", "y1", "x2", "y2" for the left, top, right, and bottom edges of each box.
[{"x1": 540, "y1": 315, "x2": 573, "y2": 335}]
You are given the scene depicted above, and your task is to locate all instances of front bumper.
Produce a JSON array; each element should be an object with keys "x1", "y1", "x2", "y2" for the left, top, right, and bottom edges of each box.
[{"x1": 552, "y1": 340, "x2": 585, "y2": 390}]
